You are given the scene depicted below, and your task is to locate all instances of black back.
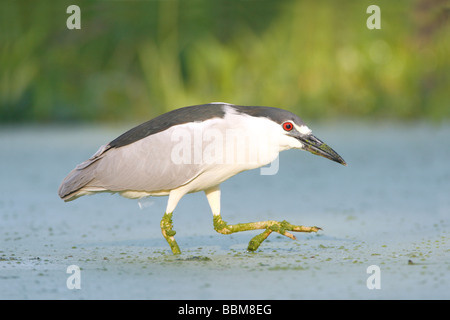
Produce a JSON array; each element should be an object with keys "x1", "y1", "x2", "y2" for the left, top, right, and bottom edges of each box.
[
  {"x1": 109, "y1": 104, "x2": 226, "y2": 148},
  {"x1": 108, "y1": 103, "x2": 304, "y2": 148}
]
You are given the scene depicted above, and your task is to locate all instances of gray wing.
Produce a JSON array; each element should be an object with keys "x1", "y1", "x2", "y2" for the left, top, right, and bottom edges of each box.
[{"x1": 58, "y1": 126, "x2": 204, "y2": 201}]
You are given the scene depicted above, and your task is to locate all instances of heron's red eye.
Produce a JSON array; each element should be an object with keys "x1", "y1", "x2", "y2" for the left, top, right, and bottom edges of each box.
[{"x1": 282, "y1": 122, "x2": 293, "y2": 131}]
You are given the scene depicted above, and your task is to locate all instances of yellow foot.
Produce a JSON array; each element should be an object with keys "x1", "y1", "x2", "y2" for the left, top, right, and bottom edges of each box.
[{"x1": 213, "y1": 215, "x2": 321, "y2": 251}]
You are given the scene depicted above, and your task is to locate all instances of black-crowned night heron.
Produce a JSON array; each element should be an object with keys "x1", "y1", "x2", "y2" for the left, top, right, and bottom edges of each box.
[{"x1": 58, "y1": 103, "x2": 346, "y2": 254}]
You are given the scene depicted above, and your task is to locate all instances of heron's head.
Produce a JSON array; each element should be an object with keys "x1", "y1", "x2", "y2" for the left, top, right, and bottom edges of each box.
[
  {"x1": 282, "y1": 120, "x2": 346, "y2": 165},
  {"x1": 274, "y1": 111, "x2": 346, "y2": 166},
  {"x1": 234, "y1": 106, "x2": 347, "y2": 166}
]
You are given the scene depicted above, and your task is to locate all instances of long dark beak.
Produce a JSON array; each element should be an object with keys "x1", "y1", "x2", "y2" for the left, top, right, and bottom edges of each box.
[{"x1": 298, "y1": 134, "x2": 347, "y2": 166}]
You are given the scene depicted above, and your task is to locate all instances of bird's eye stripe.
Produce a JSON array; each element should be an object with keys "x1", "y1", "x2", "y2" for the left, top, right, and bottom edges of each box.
[{"x1": 282, "y1": 122, "x2": 293, "y2": 131}]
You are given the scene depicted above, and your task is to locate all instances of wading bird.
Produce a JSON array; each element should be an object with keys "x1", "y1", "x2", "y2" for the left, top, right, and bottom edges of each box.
[{"x1": 58, "y1": 103, "x2": 346, "y2": 254}]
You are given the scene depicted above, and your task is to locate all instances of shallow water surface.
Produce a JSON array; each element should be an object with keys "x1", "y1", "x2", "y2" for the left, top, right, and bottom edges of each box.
[{"x1": 0, "y1": 122, "x2": 449, "y2": 299}]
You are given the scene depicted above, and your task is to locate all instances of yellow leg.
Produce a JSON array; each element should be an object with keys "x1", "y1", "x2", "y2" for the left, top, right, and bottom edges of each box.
[
  {"x1": 213, "y1": 215, "x2": 321, "y2": 251},
  {"x1": 160, "y1": 212, "x2": 181, "y2": 254}
]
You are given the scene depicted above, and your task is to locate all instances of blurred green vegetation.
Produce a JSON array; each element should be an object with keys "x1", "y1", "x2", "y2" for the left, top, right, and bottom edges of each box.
[{"x1": 0, "y1": 0, "x2": 449, "y2": 123}]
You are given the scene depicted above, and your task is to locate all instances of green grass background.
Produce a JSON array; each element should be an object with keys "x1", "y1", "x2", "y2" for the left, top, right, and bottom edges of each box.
[{"x1": 1, "y1": 0, "x2": 448, "y2": 123}]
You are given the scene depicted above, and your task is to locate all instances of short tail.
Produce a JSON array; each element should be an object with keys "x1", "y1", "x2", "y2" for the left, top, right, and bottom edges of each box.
[
  {"x1": 58, "y1": 144, "x2": 110, "y2": 201},
  {"x1": 58, "y1": 167, "x2": 95, "y2": 201}
]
